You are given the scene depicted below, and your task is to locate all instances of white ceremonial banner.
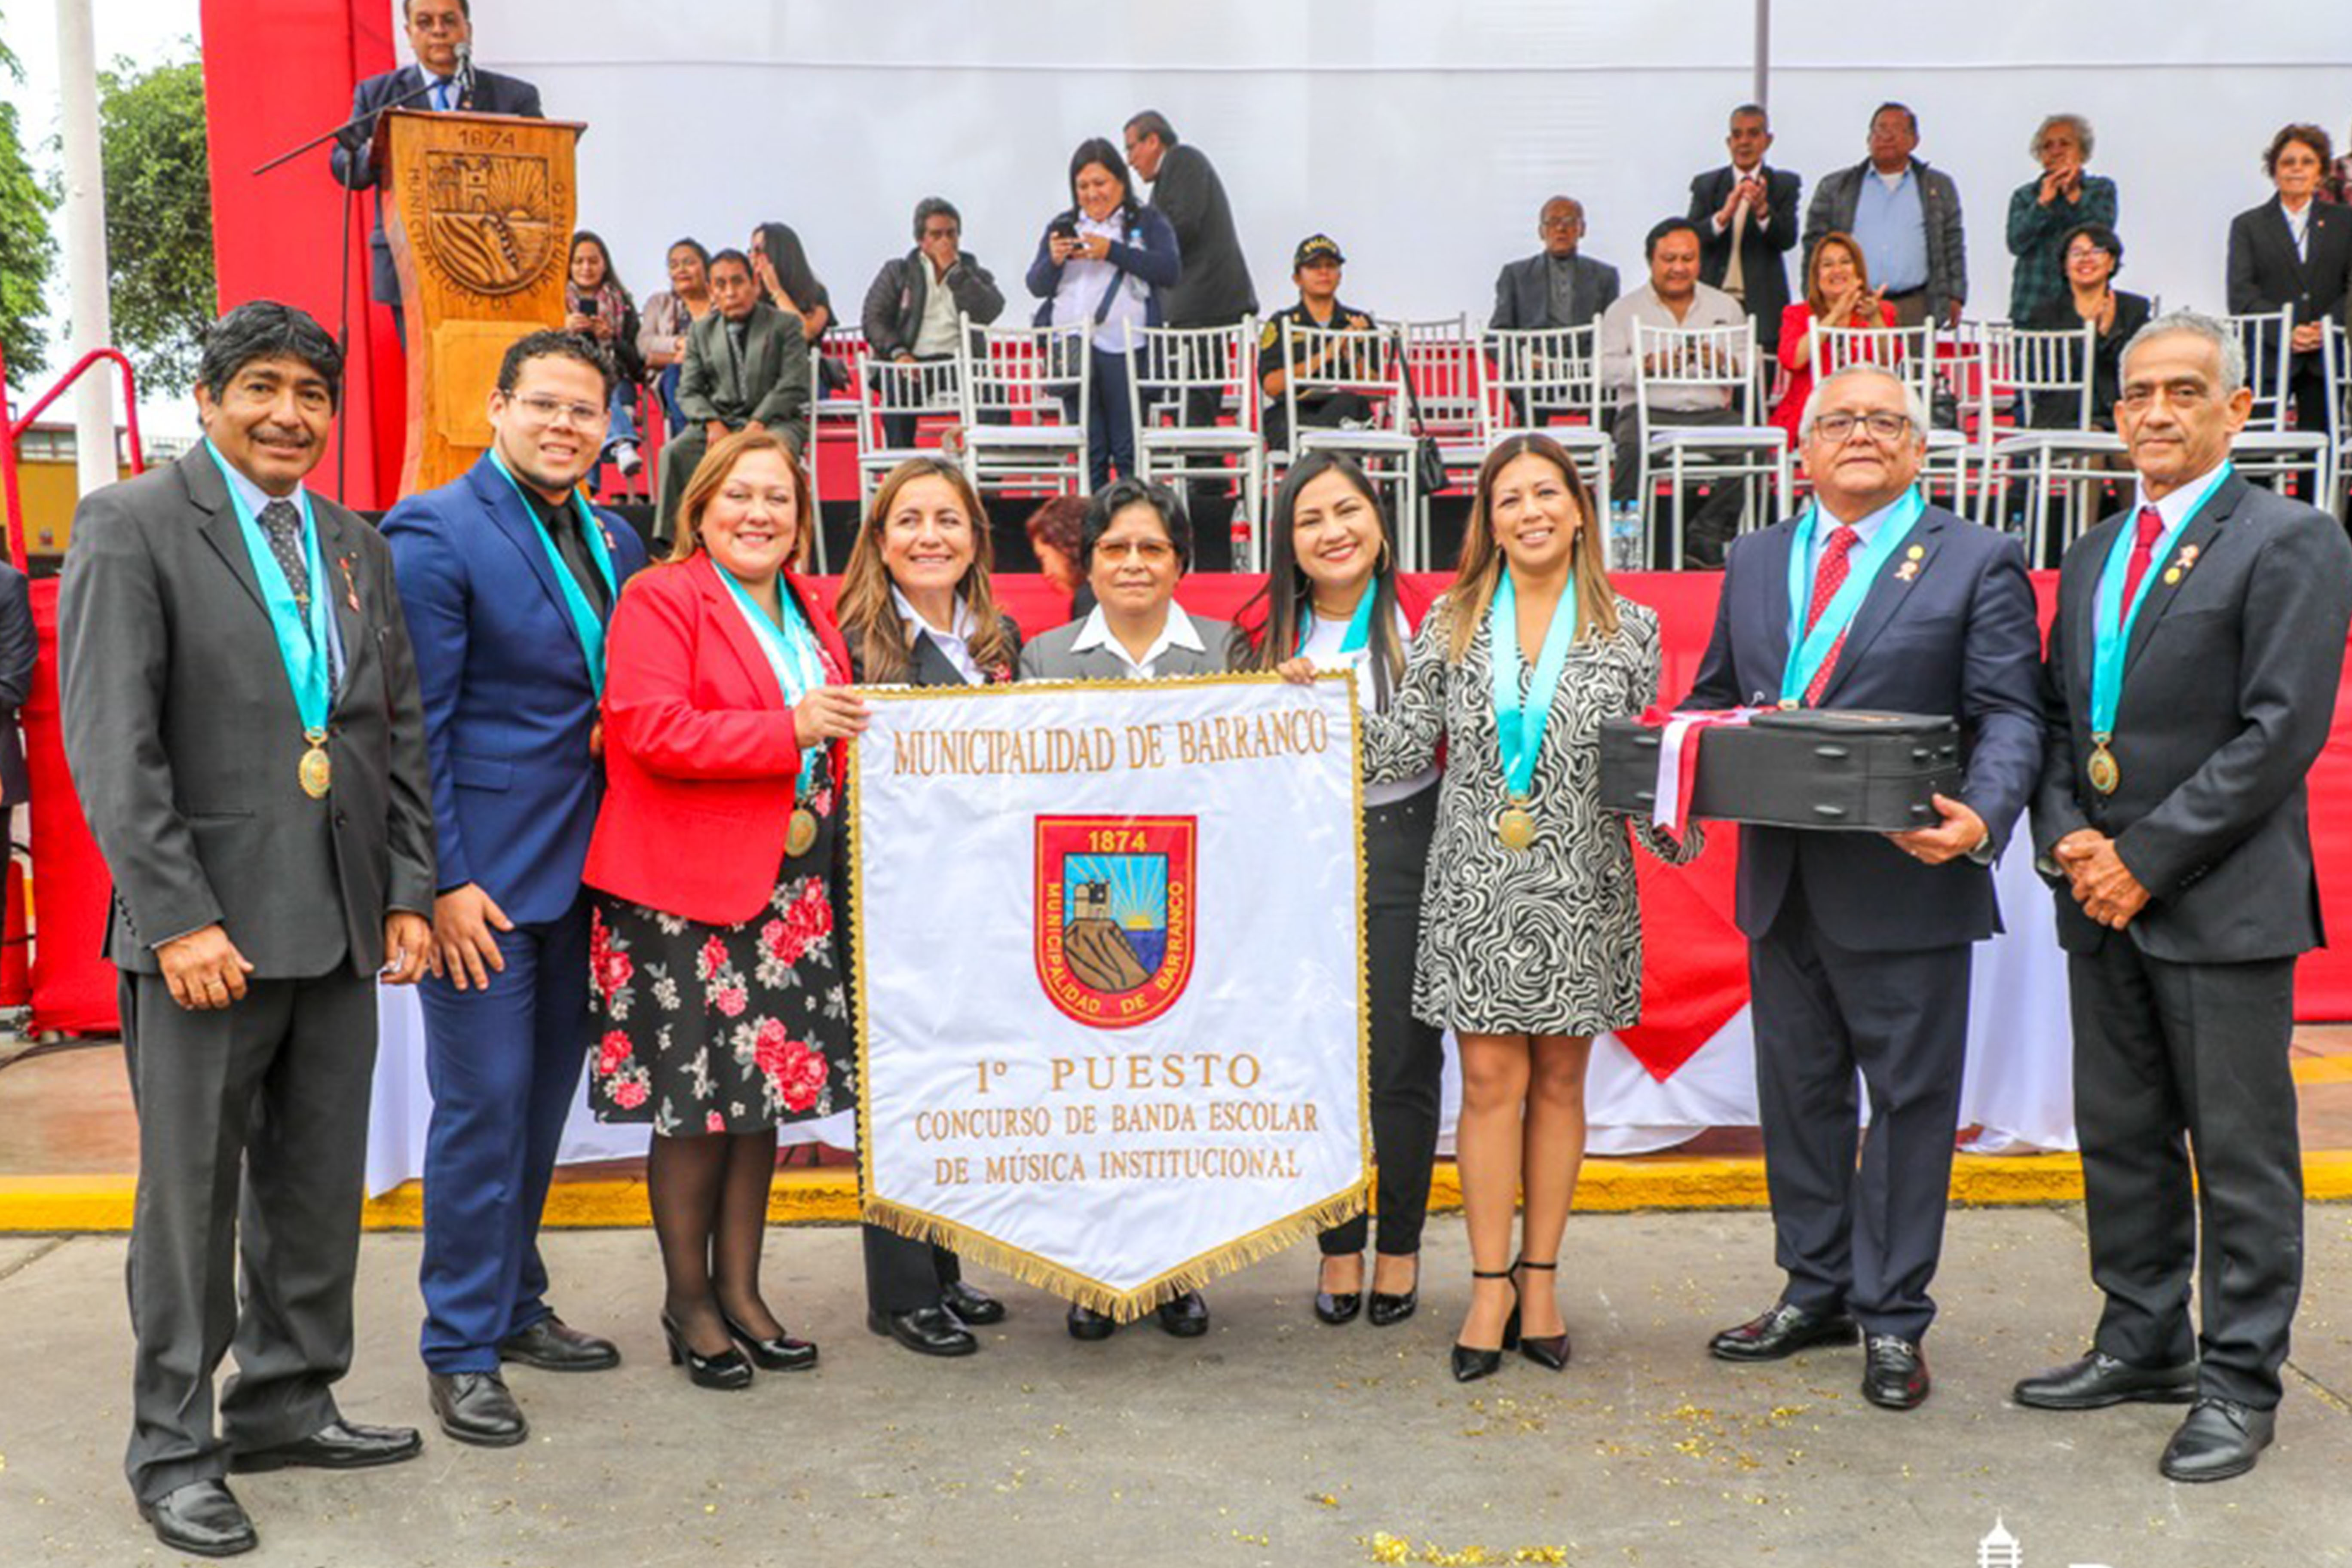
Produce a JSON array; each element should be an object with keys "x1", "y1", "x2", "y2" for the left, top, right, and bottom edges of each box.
[{"x1": 851, "y1": 673, "x2": 1367, "y2": 1319}]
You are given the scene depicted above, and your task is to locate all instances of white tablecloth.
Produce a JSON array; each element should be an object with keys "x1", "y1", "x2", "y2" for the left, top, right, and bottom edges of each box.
[{"x1": 364, "y1": 849, "x2": 2075, "y2": 1193}]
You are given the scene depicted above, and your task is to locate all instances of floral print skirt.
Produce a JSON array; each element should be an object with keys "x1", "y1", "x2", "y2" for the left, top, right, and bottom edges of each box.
[{"x1": 586, "y1": 809, "x2": 854, "y2": 1137}]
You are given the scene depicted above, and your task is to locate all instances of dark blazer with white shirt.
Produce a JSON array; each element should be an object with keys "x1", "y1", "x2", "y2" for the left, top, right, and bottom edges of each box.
[
  {"x1": 1686, "y1": 164, "x2": 1803, "y2": 349},
  {"x1": 1018, "y1": 609, "x2": 1234, "y2": 681},
  {"x1": 330, "y1": 64, "x2": 545, "y2": 308},
  {"x1": 2225, "y1": 195, "x2": 2352, "y2": 335}
]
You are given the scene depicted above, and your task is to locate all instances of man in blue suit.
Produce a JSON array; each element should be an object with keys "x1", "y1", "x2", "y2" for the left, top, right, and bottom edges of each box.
[
  {"x1": 329, "y1": 0, "x2": 544, "y2": 343},
  {"x1": 385, "y1": 331, "x2": 648, "y2": 1446},
  {"x1": 1682, "y1": 364, "x2": 2042, "y2": 1411}
]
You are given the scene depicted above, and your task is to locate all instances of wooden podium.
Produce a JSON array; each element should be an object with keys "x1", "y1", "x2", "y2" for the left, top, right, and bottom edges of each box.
[{"x1": 377, "y1": 109, "x2": 586, "y2": 496}]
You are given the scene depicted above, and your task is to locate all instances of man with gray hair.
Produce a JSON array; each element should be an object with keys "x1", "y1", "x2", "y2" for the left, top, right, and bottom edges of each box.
[
  {"x1": 859, "y1": 197, "x2": 1007, "y2": 448},
  {"x1": 1684, "y1": 361, "x2": 2041, "y2": 1414},
  {"x1": 2018, "y1": 312, "x2": 2352, "y2": 1481}
]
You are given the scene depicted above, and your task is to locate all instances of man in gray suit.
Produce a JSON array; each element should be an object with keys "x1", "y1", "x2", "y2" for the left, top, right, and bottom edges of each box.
[
  {"x1": 58, "y1": 301, "x2": 437, "y2": 1556},
  {"x1": 2020, "y1": 312, "x2": 2352, "y2": 1482},
  {"x1": 1488, "y1": 196, "x2": 1621, "y2": 333},
  {"x1": 656, "y1": 248, "x2": 812, "y2": 540}
]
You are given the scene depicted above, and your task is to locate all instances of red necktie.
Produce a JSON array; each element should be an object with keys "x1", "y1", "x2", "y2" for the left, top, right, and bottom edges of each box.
[
  {"x1": 1803, "y1": 525, "x2": 1860, "y2": 706},
  {"x1": 2119, "y1": 505, "x2": 2165, "y2": 609}
]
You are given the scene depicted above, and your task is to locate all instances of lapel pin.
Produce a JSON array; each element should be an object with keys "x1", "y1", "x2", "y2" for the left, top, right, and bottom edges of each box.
[
  {"x1": 339, "y1": 555, "x2": 361, "y2": 612},
  {"x1": 2163, "y1": 568, "x2": 2181, "y2": 585},
  {"x1": 1894, "y1": 560, "x2": 1920, "y2": 583},
  {"x1": 1905, "y1": 544, "x2": 1925, "y2": 560}
]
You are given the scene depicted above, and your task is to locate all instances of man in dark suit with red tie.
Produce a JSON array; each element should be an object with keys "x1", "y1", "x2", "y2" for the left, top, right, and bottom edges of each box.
[
  {"x1": 2018, "y1": 312, "x2": 2352, "y2": 1481},
  {"x1": 329, "y1": 0, "x2": 544, "y2": 343},
  {"x1": 1682, "y1": 363, "x2": 2043, "y2": 1412}
]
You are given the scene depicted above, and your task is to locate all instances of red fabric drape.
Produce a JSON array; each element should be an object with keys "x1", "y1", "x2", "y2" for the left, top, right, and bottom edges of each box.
[{"x1": 200, "y1": 0, "x2": 398, "y2": 510}]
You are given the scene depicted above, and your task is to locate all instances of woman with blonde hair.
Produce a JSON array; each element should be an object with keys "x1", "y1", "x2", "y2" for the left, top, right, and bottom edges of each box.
[
  {"x1": 832, "y1": 456, "x2": 1021, "y2": 1356},
  {"x1": 583, "y1": 429, "x2": 864, "y2": 1389},
  {"x1": 1348, "y1": 434, "x2": 1700, "y2": 1381}
]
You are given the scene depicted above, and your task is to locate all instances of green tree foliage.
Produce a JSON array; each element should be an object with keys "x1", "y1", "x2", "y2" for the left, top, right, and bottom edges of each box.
[
  {"x1": 96, "y1": 46, "x2": 211, "y2": 395},
  {"x1": 0, "y1": 26, "x2": 58, "y2": 389}
]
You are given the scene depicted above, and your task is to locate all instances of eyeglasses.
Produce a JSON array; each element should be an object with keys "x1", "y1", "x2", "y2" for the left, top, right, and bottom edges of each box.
[
  {"x1": 1810, "y1": 411, "x2": 1911, "y2": 443},
  {"x1": 1540, "y1": 214, "x2": 1582, "y2": 230},
  {"x1": 1096, "y1": 539, "x2": 1176, "y2": 564},
  {"x1": 511, "y1": 393, "x2": 607, "y2": 429}
]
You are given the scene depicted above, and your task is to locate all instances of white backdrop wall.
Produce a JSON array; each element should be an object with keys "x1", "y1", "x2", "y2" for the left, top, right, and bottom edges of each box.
[{"x1": 441, "y1": 1, "x2": 2351, "y2": 332}]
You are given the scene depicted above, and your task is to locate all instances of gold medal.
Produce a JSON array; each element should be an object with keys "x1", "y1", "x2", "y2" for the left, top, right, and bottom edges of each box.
[
  {"x1": 785, "y1": 806, "x2": 819, "y2": 859},
  {"x1": 2086, "y1": 738, "x2": 2119, "y2": 796},
  {"x1": 299, "y1": 729, "x2": 332, "y2": 799},
  {"x1": 1497, "y1": 796, "x2": 1537, "y2": 851}
]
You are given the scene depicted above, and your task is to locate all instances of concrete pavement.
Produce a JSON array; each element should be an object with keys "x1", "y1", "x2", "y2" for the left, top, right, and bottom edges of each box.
[{"x1": 2, "y1": 1207, "x2": 2348, "y2": 1568}]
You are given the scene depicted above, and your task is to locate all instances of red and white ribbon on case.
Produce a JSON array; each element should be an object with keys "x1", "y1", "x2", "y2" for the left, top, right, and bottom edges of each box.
[{"x1": 1640, "y1": 706, "x2": 1762, "y2": 834}]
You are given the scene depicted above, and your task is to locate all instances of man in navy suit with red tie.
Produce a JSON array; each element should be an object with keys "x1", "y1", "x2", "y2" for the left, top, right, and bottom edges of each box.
[
  {"x1": 385, "y1": 331, "x2": 648, "y2": 1447},
  {"x1": 1682, "y1": 363, "x2": 2042, "y2": 1411},
  {"x1": 329, "y1": 0, "x2": 544, "y2": 343}
]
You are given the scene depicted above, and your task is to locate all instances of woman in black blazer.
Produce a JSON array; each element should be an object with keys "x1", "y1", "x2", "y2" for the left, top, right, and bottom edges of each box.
[
  {"x1": 834, "y1": 456, "x2": 1022, "y2": 1356},
  {"x1": 2225, "y1": 124, "x2": 2352, "y2": 445},
  {"x1": 2024, "y1": 223, "x2": 2151, "y2": 431}
]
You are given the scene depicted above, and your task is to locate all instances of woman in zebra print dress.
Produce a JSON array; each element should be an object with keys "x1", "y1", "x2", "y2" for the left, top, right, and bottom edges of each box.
[{"x1": 1358, "y1": 434, "x2": 1702, "y2": 1381}]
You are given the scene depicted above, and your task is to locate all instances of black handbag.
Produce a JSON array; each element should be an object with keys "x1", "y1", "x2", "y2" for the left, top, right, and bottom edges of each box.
[{"x1": 1390, "y1": 334, "x2": 1451, "y2": 495}]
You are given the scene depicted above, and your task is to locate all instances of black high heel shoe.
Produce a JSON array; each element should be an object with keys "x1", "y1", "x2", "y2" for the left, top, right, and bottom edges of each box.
[
  {"x1": 1367, "y1": 1253, "x2": 1419, "y2": 1327},
  {"x1": 719, "y1": 1308, "x2": 819, "y2": 1372},
  {"x1": 662, "y1": 1313, "x2": 753, "y2": 1391},
  {"x1": 1451, "y1": 1268, "x2": 1519, "y2": 1383},
  {"x1": 1513, "y1": 1259, "x2": 1570, "y2": 1371},
  {"x1": 1314, "y1": 1256, "x2": 1364, "y2": 1325}
]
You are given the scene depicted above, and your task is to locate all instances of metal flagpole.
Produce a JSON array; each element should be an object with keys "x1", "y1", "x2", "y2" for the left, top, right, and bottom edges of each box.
[
  {"x1": 53, "y1": 0, "x2": 114, "y2": 501},
  {"x1": 1753, "y1": 0, "x2": 1771, "y2": 111}
]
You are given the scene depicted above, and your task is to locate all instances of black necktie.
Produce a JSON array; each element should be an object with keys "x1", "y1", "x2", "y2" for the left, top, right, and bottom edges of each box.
[
  {"x1": 259, "y1": 499, "x2": 311, "y2": 608},
  {"x1": 540, "y1": 497, "x2": 608, "y2": 614}
]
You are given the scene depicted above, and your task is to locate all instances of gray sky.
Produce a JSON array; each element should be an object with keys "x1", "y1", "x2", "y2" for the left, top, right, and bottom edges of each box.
[{"x1": 3, "y1": 0, "x2": 204, "y2": 433}]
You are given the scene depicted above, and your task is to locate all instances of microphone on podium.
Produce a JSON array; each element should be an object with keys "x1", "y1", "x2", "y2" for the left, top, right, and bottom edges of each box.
[{"x1": 453, "y1": 40, "x2": 477, "y2": 105}]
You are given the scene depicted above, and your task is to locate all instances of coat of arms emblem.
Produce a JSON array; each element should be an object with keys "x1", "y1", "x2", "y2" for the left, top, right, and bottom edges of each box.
[
  {"x1": 420, "y1": 150, "x2": 558, "y2": 297},
  {"x1": 1034, "y1": 815, "x2": 1197, "y2": 1028}
]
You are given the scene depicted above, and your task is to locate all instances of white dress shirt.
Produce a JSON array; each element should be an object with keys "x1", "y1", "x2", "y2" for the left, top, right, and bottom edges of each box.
[
  {"x1": 1068, "y1": 602, "x2": 1206, "y2": 679},
  {"x1": 892, "y1": 585, "x2": 984, "y2": 685}
]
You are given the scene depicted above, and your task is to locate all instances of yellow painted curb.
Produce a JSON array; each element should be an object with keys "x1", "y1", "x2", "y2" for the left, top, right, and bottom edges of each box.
[{"x1": 6, "y1": 1151, "x2": 2349, "y2": 1234}]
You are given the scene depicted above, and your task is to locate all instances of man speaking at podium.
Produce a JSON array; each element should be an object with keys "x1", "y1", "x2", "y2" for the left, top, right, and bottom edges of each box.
[{"x1": 331, "y1": 0, "x2": 544, "y2": 344}]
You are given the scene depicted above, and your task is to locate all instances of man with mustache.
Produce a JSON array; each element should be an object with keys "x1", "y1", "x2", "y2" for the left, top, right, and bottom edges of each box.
[{"x1": 59, "y1": 300, "x2": 438, "y2": 1556}]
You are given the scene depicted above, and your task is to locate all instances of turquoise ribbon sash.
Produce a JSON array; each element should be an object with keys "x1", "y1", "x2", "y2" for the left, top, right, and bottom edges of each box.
[
  {"x1": 488, "y1": 451, "x2": 619, "y2": 693},
  {"x1": 205, "y1": 439, "x2": 331, "y2": 735},
  {"x1": 1488, "y1": 564, "x2": 1580, "y2": 796},
  {"x1": 1778, "y1": 486, "x2": 1925, "y2": 705},
  {"x1": 1295, "y1": 583, "x2": 1378, "y2": 658},
  {"x1": 715, "y1": 560, "x2": 829, "y2": 797},
  {"x1": 2090, "y1": 463, "x2": 2231, "y2": 739}
]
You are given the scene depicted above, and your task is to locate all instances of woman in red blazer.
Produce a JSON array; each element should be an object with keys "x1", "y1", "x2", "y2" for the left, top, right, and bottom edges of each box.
[
  {"x1": 1230, "y1": 451, "x2": 1443, "y2": 1333},
  {"x1": 1771, "y1": 231, "x2": 1896, "y2": 444},
  {"x1": 582, "y1": 429, "x2": 867, "y2": 1390}
]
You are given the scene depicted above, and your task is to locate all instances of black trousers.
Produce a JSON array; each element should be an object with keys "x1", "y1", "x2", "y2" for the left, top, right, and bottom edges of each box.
[
  {"x1": 2069, "y1": 940, "x2": 2303, "y2": 1408},
  {"x1": 119, "y1": 962, "x2": 378, "y2": 1504},
  {"x1": 861, "y1": 1226, "x2": 966, "y2": 1317},
  {"x1": 1749, "y1": 871, "x2": 1971, "y2": 1344},
  {"x1": 1322, "y1": 785, "x2": 1445, "y2": 1258}
]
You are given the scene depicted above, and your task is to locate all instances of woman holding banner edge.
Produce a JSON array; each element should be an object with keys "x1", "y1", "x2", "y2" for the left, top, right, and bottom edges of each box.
[
  {"x1": 834, "y1": 456, "x2": 1023, "y2": 1357},
  {"x1": 582, "y1": 430, "x2": 866, "y2": 1390},
  {"x1": 1310, "y1": 434, "x2": 1700, "y2": 1381},
  {"x1": 1232, "y1": 453, "x2": 1443, "y2": 1328}
]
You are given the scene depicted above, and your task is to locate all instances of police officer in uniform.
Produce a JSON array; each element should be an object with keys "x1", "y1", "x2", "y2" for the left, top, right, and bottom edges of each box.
[{"x1": 1258, "y1": 236, "x2": 1381, "y2": 454}]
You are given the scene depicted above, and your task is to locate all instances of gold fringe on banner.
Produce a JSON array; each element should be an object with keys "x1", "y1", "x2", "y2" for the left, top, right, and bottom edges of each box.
[{"x1": 861, "y1": 1184, "x2": 1368, "y2": 1323}]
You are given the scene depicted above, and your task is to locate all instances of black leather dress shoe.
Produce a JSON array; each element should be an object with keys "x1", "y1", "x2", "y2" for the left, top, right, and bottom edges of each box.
[
  {"x1": 941, "y1": 1280, "x2": 1005, "y2": 1326},
  {"x1": 1314, "y1": 1288, "x2": 1363, "y2": 1325},
  {"x1": 1708, "y1": 1302, "x2": 1859, "y2": 1363},
  {"x1": 2160, "y1": 1398, "x2": 2275, "y2": 1482},
  {"x1": 1368, "y1": 1288, "x2": 1418, "y2": 1327},
  {"x1": 427, "y1": 1370, "x2": 528, "y2": 1446},
  {"x1": 1067, "y1": 1303, "x2": 1117, "y2": 1341},
  {"x1": 140, "y1": 1479, "x2": 257, "y2": 1559},
  {"x1": 498, "y1": 1315, "x2": 621, "y2": 1372},
  {"x1": 721, "y1": 1309, "x2": 819, "y2": 1371},
  {"x1": 1157, "y1": 1291, "x2": 1211, "y2": 1338},
  {"x1": 2014, "y1": 1351, "x2": 2198, "y2": 1411},
  {"x1": 231, "y1": 1418, "x2": 423, "y2": 1473},
  {"x1": 869, "y1": 1305, "x2": 978, "y2": 1357},
  {"x1": 1862, "y1": 1335, "x2": 1931, "y2": 1410}
]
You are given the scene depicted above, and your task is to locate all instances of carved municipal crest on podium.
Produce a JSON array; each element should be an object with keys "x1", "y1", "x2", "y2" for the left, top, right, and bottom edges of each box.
[{"x1": 417, "y1": 150, "x2": 560, "y2": 298}]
